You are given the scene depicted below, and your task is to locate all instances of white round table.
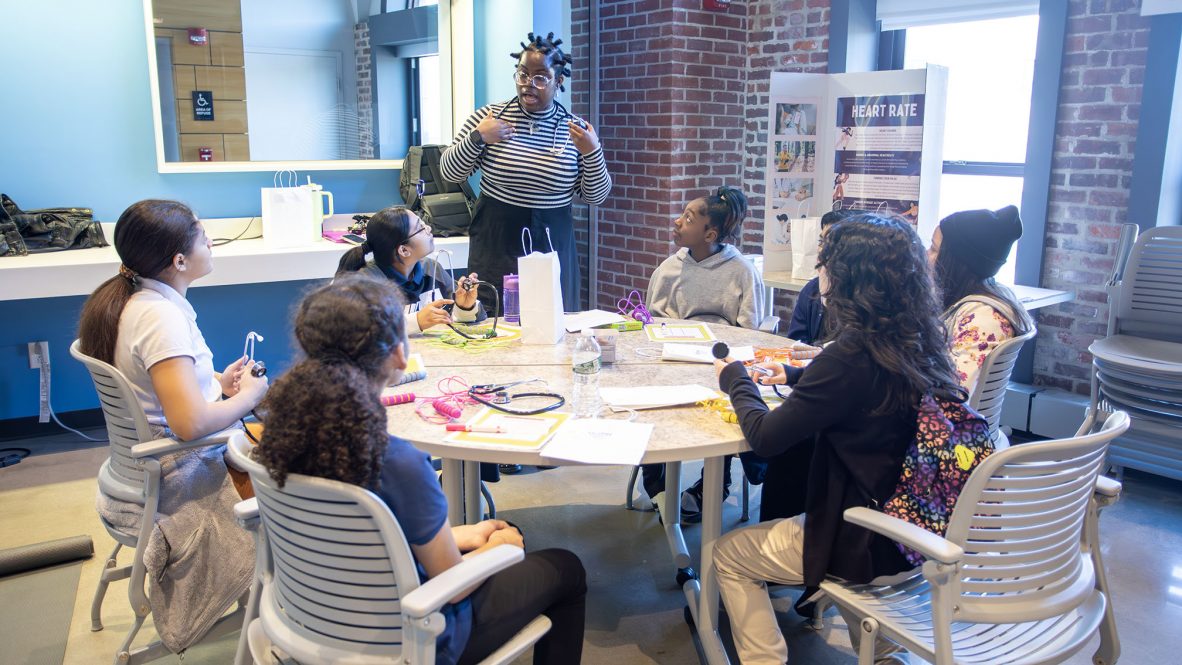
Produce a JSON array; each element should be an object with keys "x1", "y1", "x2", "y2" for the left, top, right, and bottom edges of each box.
[{"x1": 389, "y1": 319, "x2": 793, "y2": 665}]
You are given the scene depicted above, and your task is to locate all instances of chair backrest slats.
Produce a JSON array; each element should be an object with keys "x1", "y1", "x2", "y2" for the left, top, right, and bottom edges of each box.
[
  {"x1": 228, "y1": 434, "x2": 421, "y2": 657},
  {"x1": 941, "y1": 411, "x2": 1129, "y2": 624},
  {"x1": 1117, "y1": 227, "x2": 1182, "y2": 341},
  {"x1": 69, "y1": 340, "x2": 157, "y2": 490},
  {"x1": 969, "y1": 329, "x2": 1037, "y2": 434}
]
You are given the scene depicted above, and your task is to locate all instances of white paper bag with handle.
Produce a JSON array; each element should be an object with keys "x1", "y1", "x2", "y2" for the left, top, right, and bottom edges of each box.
[
  {"x1": 517, "y1": 228, "x2": 565, "y2": 345},
  {"x1": 261, "y1": 170, "x2": 315, "y2": 249},
  {"x1": 790, "y1": 216, "x2": 822, "y2": 280}
]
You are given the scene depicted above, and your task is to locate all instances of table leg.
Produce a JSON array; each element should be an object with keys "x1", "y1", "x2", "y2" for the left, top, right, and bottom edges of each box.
[
  {"x1": 663, "y1": 461, "x2": 692, "y2": 570},
  {"x1": 442, "y1": 458, "x2": 464, "y2": 526},
  {"x1": 463, "y1": 460, "x2": 481, "y2": 525},
  {"x1": 697, "y1": 455, "x2": 731, "y2": 665}
]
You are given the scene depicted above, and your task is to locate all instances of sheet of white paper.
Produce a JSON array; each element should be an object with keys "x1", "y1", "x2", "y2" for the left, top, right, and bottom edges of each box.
[
  {"x1": 599, "y1": 384, "x2": 720, "y2": 408},
  {"x1": 661, "y1": 343, "x2": 755, "y2": 364},
  {"x1": 541, "y1": 419, "x2": 654, "y2": 465},
  {"x1": 564, "y1": 309, "x2": 627, "y2": 332}
]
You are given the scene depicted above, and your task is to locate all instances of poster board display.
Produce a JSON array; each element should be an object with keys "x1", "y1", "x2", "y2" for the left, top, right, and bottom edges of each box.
[{"x1": 762, "y1": 67, "x2": 948, "y2": 274}]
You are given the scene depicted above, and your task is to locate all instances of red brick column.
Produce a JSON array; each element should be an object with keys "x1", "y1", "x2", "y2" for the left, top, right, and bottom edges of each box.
[{"x1": 1034, "y1": 0, "x2": 1149, "y2": 394}]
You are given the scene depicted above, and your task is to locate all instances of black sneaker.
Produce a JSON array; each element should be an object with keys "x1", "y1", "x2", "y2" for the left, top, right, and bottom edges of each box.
[
  {"x1": 499, "y1": 464, "x2": 523, "y2": 474},
  {"x1": 679, "y1": 477, "x2": 731, "y2": 524}
]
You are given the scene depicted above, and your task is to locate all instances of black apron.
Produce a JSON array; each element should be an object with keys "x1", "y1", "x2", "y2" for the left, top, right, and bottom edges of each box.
[{"x1": 468, "y1": 195, "x2": 580, "y2": 312}]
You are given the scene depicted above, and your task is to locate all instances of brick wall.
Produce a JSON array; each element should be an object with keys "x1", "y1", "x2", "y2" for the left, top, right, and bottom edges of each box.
[
  {"x1": 356, "y1": 22, "x2": 374, "y2": 160},
  {"x1": 1034, "y1": 0, "x2": 1149, "y2": 394},
  {"x1": 570, "y1": 0, "x2": 1144, "y2": 393},
  {"x1": 570, "y1": 0, "x2": 828, "y2": 313}
]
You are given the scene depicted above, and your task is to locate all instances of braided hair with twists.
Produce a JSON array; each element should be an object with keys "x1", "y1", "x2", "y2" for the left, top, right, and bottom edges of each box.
[{"x1": 511, "y1": 31, "x2": 573, "y2": 91}]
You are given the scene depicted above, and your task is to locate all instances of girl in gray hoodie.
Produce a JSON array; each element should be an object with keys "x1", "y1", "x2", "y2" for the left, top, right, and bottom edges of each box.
[
  {"x1": 642, "y1": 185, "x2": 768, "y2": 519},
  {"x1": 646, "y1": 185, "x2": 765, "y2": 329}
]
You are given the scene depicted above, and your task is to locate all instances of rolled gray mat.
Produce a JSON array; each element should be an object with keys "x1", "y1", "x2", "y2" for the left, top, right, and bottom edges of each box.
[{"x1": 0, "y1": 536, "x2": 94, "y2": 577}]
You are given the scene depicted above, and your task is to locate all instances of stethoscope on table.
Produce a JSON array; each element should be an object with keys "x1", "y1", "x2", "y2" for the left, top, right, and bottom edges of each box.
[{"x1": 467, "y1": 379, "x2": 566, "y2": 416}]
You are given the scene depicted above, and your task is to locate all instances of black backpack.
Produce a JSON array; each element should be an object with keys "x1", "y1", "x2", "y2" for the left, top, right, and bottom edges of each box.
[{"x1": 399, "y1": 145, "x2": 477, "y2": 237}]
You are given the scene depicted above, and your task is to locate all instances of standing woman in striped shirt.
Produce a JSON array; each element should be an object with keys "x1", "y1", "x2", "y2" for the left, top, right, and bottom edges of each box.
[{"x1": 441, "y1": 32, "x2": 612, "y2": 309}]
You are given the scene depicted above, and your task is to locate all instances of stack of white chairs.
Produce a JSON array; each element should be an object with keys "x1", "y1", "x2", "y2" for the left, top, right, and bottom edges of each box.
[{"x1": 1089, "y1": 225, "x2": 1182, "y2": 481}]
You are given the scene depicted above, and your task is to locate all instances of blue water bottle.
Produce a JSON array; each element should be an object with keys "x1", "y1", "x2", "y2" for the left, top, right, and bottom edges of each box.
[{"x1": 503, "y1": 274, "x2": 520, "y2": 324}]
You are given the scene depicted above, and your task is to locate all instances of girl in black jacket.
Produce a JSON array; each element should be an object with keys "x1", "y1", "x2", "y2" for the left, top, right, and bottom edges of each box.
[{"x1": 712, "y1": 214, "x2": 963, "y2": 665}]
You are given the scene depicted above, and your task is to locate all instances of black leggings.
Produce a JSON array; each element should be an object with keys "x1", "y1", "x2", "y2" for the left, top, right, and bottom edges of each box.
[{"x1": 457, "y1": 548, "x2": 587, "y2": 665}]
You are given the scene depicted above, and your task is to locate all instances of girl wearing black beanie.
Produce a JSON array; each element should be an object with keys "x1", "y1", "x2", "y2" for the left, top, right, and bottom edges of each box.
[{"x1": 929, "y1": 205, "x2": 1034, "y2": 396}]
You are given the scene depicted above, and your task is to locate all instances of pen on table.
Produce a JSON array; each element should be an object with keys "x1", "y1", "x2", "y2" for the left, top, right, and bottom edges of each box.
[{"x1": 445, "y1": 424, "x2": 506, "y2": 433}]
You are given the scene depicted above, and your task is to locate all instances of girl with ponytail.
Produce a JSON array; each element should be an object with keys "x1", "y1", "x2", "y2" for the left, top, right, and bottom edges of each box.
[
  {"x1": 78, "y1": 199, "x2": 268, "y2": 442},
  {"x1": 254, "y1": 276, "x2": 587, "y2": 665},
  {"x1": 335, "y1": 206, "x2": 485, "y2": 336},
  {"x1": 641, "y1": 185, "x2": 770, "y2": 520}
]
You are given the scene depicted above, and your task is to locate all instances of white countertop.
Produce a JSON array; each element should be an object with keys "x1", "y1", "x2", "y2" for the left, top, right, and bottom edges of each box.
[
  {"x1": 763, "y1": 270, "x2": 1074, "y2": 312},
  {"x1": 0, "y1": 215, "x2": 470, "y2": 301}
]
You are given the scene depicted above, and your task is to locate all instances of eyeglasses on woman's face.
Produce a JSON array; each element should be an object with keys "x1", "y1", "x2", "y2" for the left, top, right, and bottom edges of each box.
[
  {"x1": 514, "y1": 69, "x2": 553, "y2": 89},
  {"x1": 403, "y1": 221, "x2": 430, "y2": 244}
]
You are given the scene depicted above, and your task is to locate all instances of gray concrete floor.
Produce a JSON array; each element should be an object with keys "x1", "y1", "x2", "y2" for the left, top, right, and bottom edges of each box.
[{"x1": 2, "y1": 426, "x2": 1181, "y2": 664}]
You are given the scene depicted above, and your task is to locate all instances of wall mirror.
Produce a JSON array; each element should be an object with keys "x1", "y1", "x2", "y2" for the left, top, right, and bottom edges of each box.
[{"x1": 143, "y1": 0, "x2": 453, "y2": 173}]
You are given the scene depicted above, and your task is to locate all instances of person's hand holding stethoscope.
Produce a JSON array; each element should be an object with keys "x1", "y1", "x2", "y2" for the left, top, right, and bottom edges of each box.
[
  {"x1": 568, "y1": 119, "x2": 600, "y2": 155},
  {"x1": 475, "y1": 111, "x2": 515, "y2": 145}
]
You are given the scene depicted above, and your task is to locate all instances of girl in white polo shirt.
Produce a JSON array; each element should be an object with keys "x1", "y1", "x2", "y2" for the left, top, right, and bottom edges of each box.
[
  {"x1": 77, "y1": 199, "x2": 267, "y2": 651},
  {"x1": 79, "y1": 200, "x2": 267, "y2": 440}
]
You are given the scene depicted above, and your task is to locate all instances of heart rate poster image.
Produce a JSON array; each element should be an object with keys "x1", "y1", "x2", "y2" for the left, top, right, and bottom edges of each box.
[{"x1": 833, "y1": 94, "x2": 924, "y2": 226}]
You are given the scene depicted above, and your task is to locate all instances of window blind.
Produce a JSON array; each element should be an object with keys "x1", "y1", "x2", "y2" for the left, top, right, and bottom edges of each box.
[{"x1": 877, "y1": 0, "x2": 1039, "y2": 31}]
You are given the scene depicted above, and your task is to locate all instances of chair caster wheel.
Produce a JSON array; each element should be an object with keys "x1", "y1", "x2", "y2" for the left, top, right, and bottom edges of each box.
[{"x1": 676, "y1": 567, "x2": 697, "y2": 587}]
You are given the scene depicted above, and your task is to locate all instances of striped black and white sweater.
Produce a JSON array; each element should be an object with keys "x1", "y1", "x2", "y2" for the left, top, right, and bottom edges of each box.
[{"x1": 440, "y1": 99, "x2": 612, "y2": 208}]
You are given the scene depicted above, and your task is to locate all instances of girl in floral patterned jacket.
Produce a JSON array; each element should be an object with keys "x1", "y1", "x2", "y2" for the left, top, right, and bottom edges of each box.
[{"x1": 929, "y1": 205, "x2": 1034, "y2": 398}]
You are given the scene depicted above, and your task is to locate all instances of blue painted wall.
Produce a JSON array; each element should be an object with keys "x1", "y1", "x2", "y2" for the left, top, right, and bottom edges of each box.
[{"x1": 0, "y1": 1, "x2": 404, "y2": 422}]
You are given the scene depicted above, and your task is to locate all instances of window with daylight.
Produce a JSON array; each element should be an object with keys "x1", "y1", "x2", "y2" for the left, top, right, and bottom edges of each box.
[{"x1": 903, "y1": 13, "x2": 1040, "y2": 285}]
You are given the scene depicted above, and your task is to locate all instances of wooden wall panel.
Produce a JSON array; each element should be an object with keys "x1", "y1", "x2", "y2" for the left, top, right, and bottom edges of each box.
[
  {"x1": 179, "y1": 134, "x2": 225, "y2": 162},
  {"x1": 177, "y1": 99, "x2": 248, "y2": 134},
  {"x1": 192, "y1": 66, "x2": 246, "y2": 100},
  {"x1": 222, "y1": 134, "x2": 251, "y2": 161},
  {"x1": 156, "y1": 28, "x2": 210, "y2": 65},
  {"x1": 152, "y1": 0, "x2": 242, "y2": 32},
  {"x1": 209, "y1": 32, "x2": 245, "y2": 67}
]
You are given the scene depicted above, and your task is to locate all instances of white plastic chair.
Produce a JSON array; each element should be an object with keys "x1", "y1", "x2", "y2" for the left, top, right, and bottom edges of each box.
[
  {"x1": 225, "y1": 432, "x2": 551, "y2": 665},
  {"x1": 969, "y1": 327, "x2": 1037, "y2": 449},
  {"x1": 70, "y1": 340, "x2": 246, "y2": 665},
  {"x1": 1088, "y1": 225, "x2": 1182, "y2": 480},
  {"x1": 817, "y1": 409, "x2": 1130, "y2": 665}
]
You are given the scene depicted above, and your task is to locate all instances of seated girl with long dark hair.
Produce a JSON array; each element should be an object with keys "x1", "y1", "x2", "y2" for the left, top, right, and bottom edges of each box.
[
  {"x1": 336, "y1": 206, "x2": 485, "y2": 336},
  {"x1": 929, "y1": 205, "x2": 1034, "y2": 396},
  {"x1": 713, "y1": 214, "x2": 964, "y2": 665},
  {"x1": 252, "y1": 276, "x2": 586, "y2": 665}
]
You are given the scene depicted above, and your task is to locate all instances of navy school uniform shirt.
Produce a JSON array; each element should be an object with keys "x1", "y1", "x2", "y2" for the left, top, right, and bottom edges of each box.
[
  {"x1": 785, "y1": 276, "x2": 824, "y2": 346},
  {"x1": 376, "y1": 435, "x2": 472, "y2": 665}
]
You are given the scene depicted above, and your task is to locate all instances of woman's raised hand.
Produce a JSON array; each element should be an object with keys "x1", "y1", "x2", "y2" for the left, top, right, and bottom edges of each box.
[
  {"x1": 476, "y1": 111, "x2": 515, "y2": 145},
  {"x1": 454, "y1": 273, "x2": 480, "y2": 311},
  {"x1": 569, "y1": 119, "x2": 600, "y2": 155}
]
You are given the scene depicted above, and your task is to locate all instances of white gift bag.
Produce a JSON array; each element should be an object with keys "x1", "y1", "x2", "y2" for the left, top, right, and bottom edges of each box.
[
  {"x1": 261, "y1": 170, "x2": 316, "y2": 249},
  {"x1": 517, "y1": 228, "x2": 565, "y2": 345},
  {"x1": 790, "y1": 216, "x2": 822, "y2": 280}
]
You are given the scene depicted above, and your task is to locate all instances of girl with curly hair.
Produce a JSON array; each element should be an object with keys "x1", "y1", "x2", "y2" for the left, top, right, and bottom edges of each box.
[
  {"x1": 253, "y1": 275, "x2": 586, "y2": 665},
  {"x1": 712, "y1": 214, "x2": 963, "y2": 665}
]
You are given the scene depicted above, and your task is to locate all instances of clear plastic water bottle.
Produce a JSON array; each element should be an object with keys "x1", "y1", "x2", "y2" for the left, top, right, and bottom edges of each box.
[
  {"x1": 572, "y1": 330, "x2": 602, "y2": 418},
  {"x1": 503, "y1": 274, "x2": 520, "y2": 324}
]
